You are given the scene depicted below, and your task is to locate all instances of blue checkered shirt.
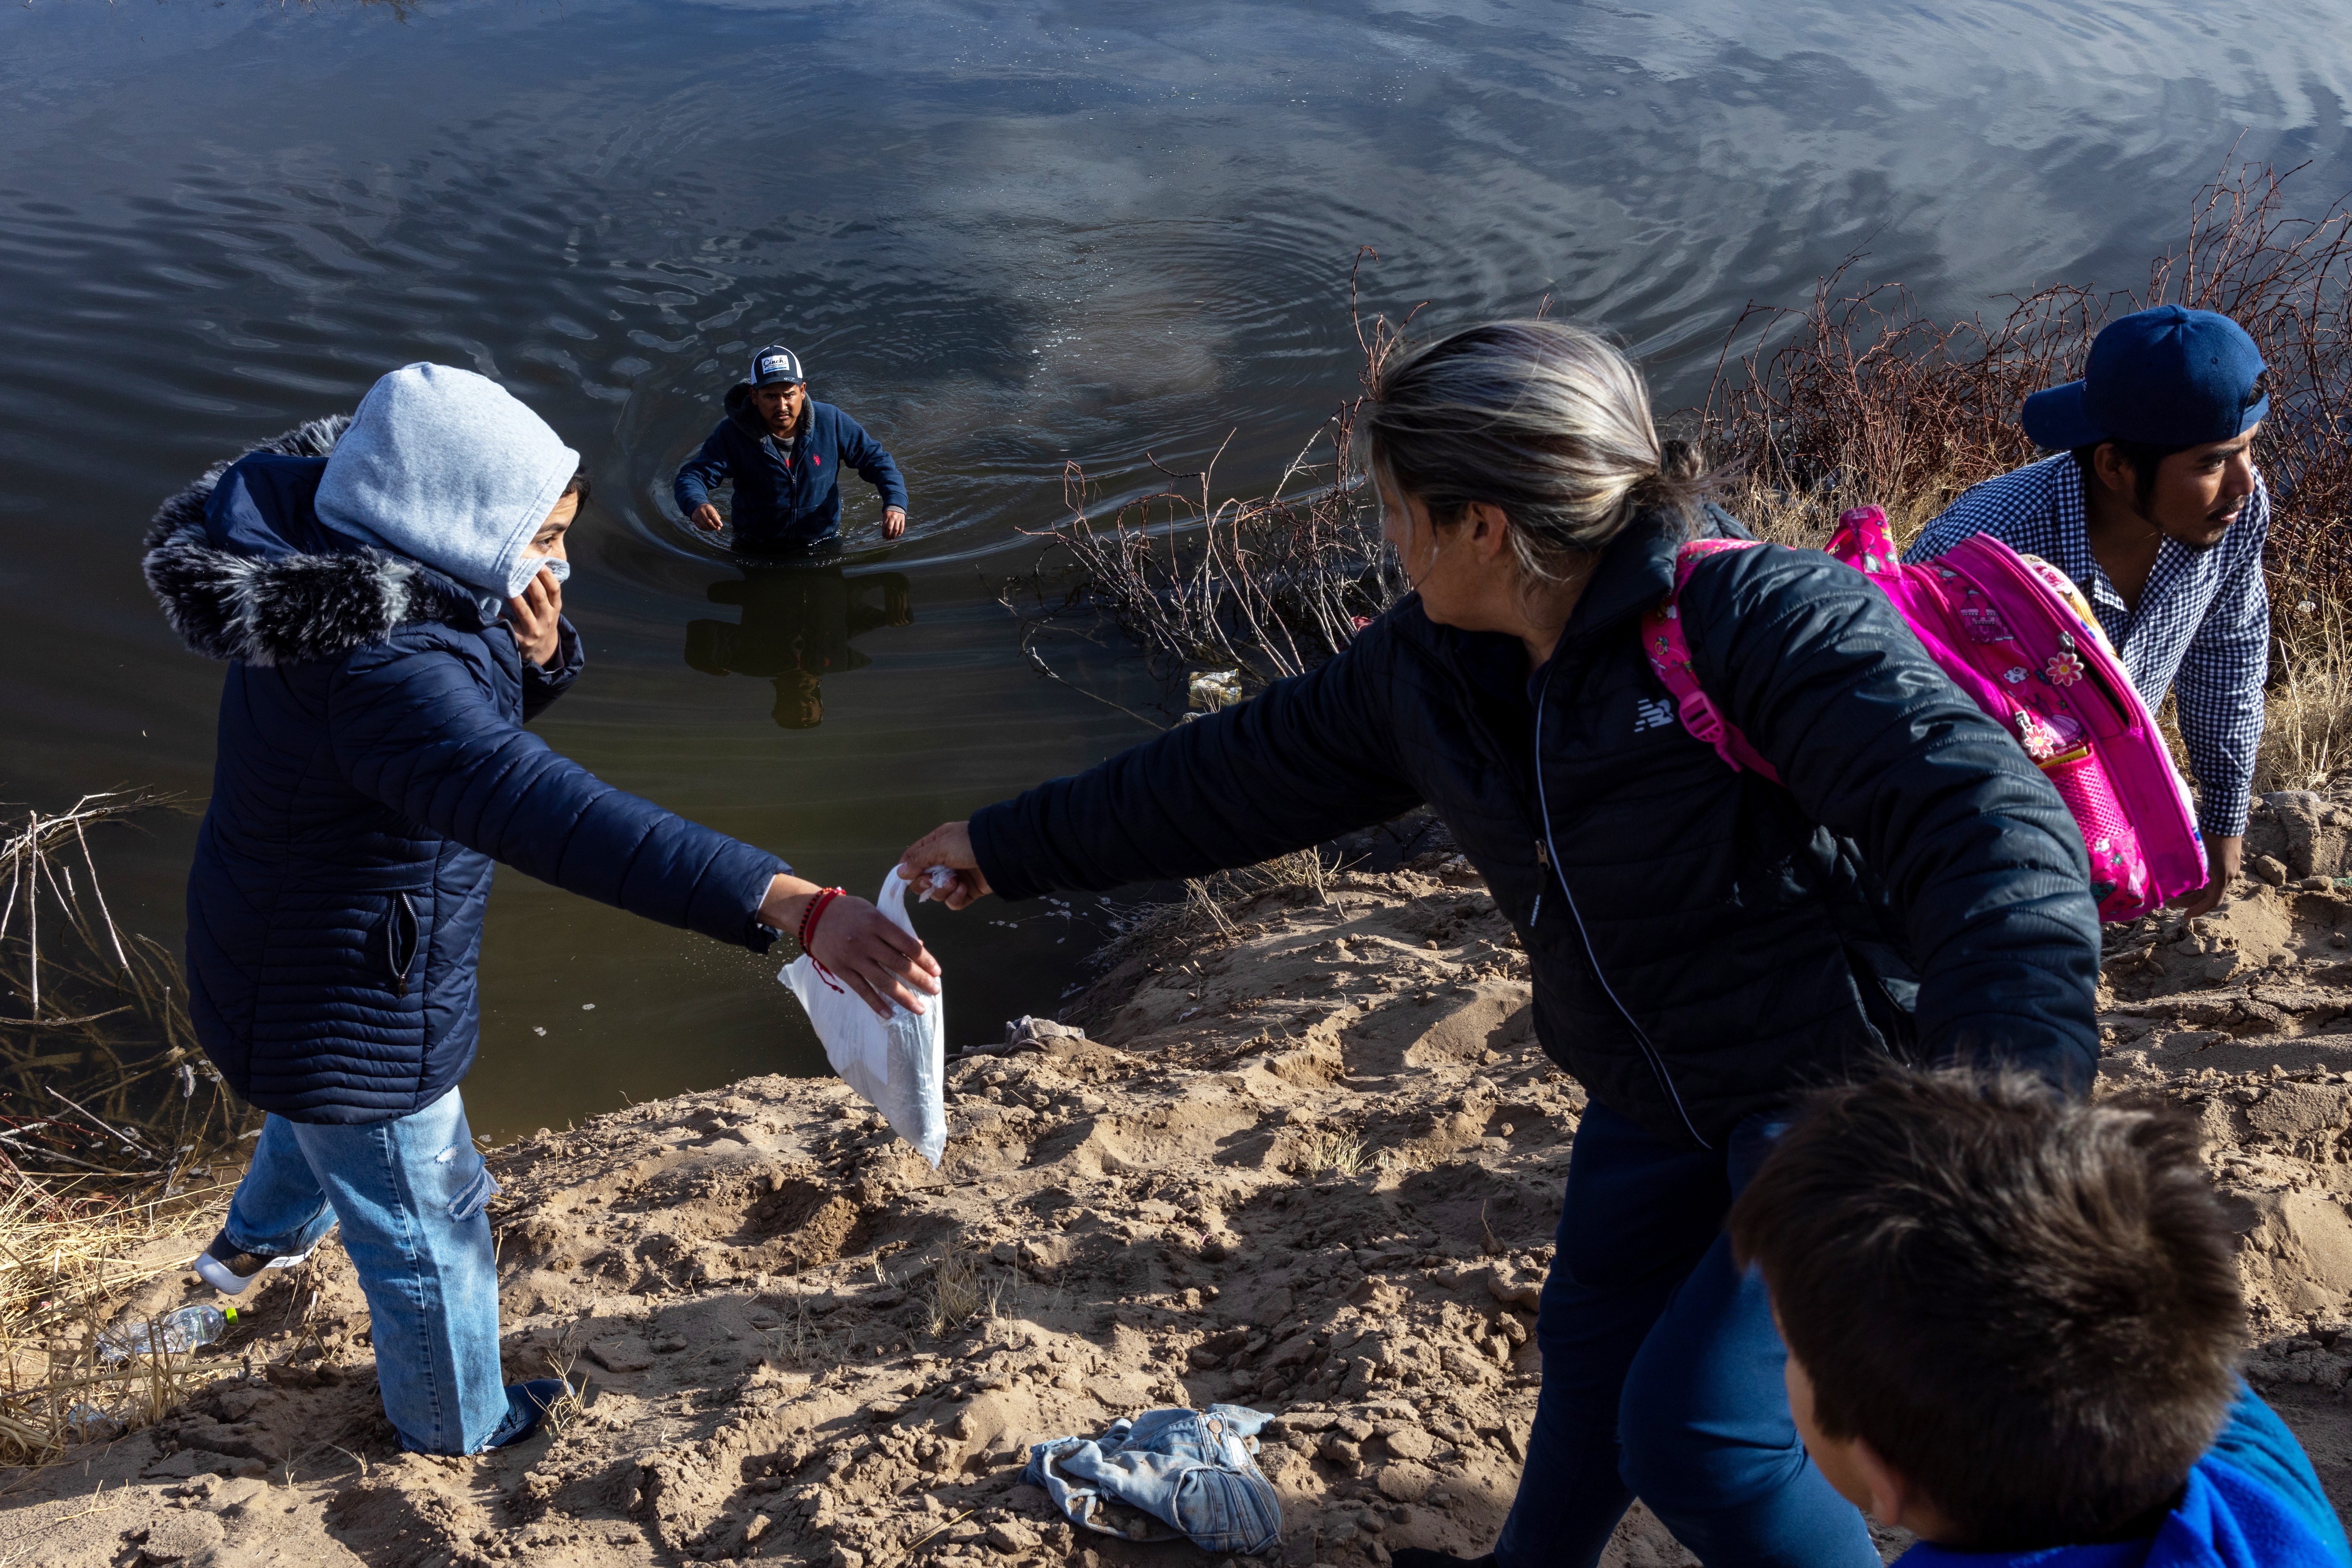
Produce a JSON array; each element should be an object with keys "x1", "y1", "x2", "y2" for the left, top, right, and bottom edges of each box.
[{"x1": 1905, "y1": 452, "x2": 2269, "y2": 838}]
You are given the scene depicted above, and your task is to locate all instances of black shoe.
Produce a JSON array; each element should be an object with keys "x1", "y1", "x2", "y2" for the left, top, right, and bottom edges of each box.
[{"x1": 1391, "y1": 1553, "x2": 1497, "y2": 1568}]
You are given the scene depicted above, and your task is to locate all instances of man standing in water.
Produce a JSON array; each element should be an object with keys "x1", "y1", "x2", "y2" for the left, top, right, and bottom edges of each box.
[
  {"x1": 675, "y1": 344, "x2": 910, "y2": 550},
  {"x1": 1906, "y1": 305, "x2": 2270, "y2": 916}
]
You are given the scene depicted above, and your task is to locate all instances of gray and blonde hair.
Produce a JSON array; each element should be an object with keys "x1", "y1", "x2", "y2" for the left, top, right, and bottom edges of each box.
[{"x1": 1362, "y1": 320, "x2": 1707, "y2": 583}]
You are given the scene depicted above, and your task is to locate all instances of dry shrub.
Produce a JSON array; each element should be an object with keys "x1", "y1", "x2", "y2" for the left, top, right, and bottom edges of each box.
[
  {"x1": 0, "y1": 794, "x2": 258, "y2": 1188},
  {"x1": 1010, "y1": 250, "x2": 1406, "y2": 718},
  {"x1": 1255, "y1": 846, "x2": 1331, "y2": 903},
  {"x1": 1703, "y1": 160, "x2": 2352, "y2": 561},
  {"x1": 531, "y1": 1329, "x2": 597, "y2": 1442},
  {"x1": 1700, "y1": 261, "x2": 2104, "y2": 547}
]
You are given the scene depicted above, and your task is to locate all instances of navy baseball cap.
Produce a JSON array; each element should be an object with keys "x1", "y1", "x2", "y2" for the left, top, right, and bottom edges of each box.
[
  {"x1": 2021, "y1": 305, "x2": 2268, "y2": 451},
  {"x1": 749, "y1": 345, "x2": 805, "y2": 387}
]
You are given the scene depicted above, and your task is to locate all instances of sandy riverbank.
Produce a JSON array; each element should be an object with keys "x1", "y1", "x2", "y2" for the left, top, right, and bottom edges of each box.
[{"x1": 11, "y1": 835, "x2": 2352, "y2": 1567}]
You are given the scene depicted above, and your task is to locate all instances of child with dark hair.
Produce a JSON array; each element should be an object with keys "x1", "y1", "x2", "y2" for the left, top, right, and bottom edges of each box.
[{"x1": 1730, "y1": 1069, "x2": 2349, "y2": 1566}]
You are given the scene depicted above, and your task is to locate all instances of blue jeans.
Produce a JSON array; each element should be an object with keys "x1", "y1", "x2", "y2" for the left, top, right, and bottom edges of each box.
[
  {"x1": 222, "y1": 1088, "x2": 507, "y2": 1455},
  {"x1": 1494, "y1": 1102, "x2": 1877, "y2": 1568},
  {"x1": 1026, "y1": 1404, "x2": 1283, "y2": 1555}
]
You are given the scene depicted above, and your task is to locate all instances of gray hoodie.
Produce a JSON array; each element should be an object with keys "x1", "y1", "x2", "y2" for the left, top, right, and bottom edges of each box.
[{"x1": 316, "y1": 363, "x2": 580, "y2": 614}]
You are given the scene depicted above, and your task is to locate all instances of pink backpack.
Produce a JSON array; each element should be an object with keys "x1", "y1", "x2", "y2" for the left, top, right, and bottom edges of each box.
[{"x1": 1640, "y1": 505, "x2": 2207, "y2": 922}]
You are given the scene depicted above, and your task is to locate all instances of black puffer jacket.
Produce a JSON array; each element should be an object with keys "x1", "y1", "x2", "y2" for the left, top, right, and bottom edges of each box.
[{"x1": 973, "y1": 505, "x2": 2101, "y2": 1148}]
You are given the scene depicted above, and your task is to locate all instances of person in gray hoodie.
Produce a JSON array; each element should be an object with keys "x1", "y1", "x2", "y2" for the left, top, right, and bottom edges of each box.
[{"x1": 144, "y1": 363, "x2": 938, "y2": 1455}]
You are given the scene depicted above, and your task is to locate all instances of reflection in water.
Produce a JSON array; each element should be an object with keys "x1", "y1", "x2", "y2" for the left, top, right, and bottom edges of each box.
[{"x1": 683, "y1": 561, "x2": 914, "y2": 729}]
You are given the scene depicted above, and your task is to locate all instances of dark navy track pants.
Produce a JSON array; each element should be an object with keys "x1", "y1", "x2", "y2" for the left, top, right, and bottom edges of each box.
[{"x1": 1494, "y1": 1102, "x2": 1879, "y2": 1568}]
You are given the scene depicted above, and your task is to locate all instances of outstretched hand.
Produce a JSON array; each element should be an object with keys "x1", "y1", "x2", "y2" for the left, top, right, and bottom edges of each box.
[
  {"x1": 759, "y1": 876, "x2": 941, "y2": 1021},
  {"x1": 898, "y1": 822, "x2": 992, "y2": 910}
]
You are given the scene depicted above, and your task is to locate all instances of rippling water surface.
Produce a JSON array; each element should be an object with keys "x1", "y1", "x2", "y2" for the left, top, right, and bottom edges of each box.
[{"x1": 4, "y1": 0, "x2": 2350, "y2": 1137}]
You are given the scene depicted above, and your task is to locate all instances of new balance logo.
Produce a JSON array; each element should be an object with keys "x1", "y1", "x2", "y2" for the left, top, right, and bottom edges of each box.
[{"x1": 1633, "y1": 696, "x2": 1675, "y2": 733}]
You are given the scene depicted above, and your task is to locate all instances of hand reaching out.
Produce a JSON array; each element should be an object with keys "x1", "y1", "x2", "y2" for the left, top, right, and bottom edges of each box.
[
  {"x1": 897, "y1": 822, "x2": 992, "y2": 910},
  {"x1": 691, "y1": 502, "x2": 726, "y2": 533},
  {"x1": 883, "y1": 507, "x2": 908, "y2": 540},
  {"x1": 759, "y1": 875, "x2": 941, "y2": 1021}
]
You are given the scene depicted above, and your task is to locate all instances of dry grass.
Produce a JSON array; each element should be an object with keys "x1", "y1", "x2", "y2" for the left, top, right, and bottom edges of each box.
[
  {"x1": 0, "y1": 794, "x2": 268, "y2": 1465},
  {"x1": 0, "y1": 1172, "x2": 236, "y2": 1463},
  {"x1": 922, "y1": 1236, "x2": 1009, "y2": 1339},
  {"x1": 532, "y1": 1331, "x2": 596, "y2": 1442},
  {"x1": 1097, "y1": 846, "x2": 1340, "y2": 969},
  {"x1": 1255, "y1": 846, "x2": 1331, "y2": 904},
  {"x1": 1294, "y1": 1128, "x2": 1373, "y2": 1179},
  {"x1": 2256, "y1": 591, "x2": 2352, "y2": 794},
  {"x1": 766, "y1": 1288, "x2": 824, "y2": 1368}
]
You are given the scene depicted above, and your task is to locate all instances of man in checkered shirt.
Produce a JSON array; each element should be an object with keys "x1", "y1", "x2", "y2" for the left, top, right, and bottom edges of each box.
[{"x1": 1907, "y1": 305, "x2": 2270, "y2": 917}]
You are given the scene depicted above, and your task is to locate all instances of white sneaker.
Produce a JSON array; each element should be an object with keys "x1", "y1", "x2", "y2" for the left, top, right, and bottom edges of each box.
[{"x1": 192, "y1": 1231, "x2": 323, "y2": 1295}]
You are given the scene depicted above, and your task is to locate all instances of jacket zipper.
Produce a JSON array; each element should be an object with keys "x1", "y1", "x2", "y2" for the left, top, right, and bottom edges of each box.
[
  {"x1": 387, "y1": 892, "x2": 419, "y2": 1000},
  {"x1": 1533, "y1": 659, "x2": 1712, "y2": 1150}
]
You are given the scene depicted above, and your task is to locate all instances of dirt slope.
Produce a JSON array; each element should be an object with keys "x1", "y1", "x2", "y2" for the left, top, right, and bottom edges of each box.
[{"x1": 8, "y1": 845, "x2": 2351, "y2": 1567}]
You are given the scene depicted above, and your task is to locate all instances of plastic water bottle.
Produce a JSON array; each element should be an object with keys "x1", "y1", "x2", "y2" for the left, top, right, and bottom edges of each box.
[
  {"x1": 96, "y1": 1304, "x2": 236, "y2": 1362},
  {"x1": 63, "y1": 1402, "x2": 121, "y2": 1442}
]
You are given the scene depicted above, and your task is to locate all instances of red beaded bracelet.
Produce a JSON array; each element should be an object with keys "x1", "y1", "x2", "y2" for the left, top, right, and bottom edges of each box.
[{"x1": 798, "y1": 887, "x2": 847, "y2": 957}]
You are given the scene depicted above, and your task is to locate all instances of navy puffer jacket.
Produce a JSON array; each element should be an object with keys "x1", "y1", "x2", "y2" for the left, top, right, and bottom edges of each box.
[
  {"x1": 145, "y1": 420, "x2": 788, "y2": 1124},
  {"x1": 973, "y1": 505, "x2": 2103, "y2": 1148}
]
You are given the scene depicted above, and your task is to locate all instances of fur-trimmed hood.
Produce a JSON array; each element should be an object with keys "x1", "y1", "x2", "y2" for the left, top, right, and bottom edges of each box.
[{"x1": 142, "y1": 417, "x2": 489, "y2": 667}]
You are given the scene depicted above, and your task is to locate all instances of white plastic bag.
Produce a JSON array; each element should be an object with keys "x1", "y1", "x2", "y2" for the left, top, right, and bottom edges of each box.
[{"x1": 778, "y1": 871, "x2": 947, "y2": 1166}]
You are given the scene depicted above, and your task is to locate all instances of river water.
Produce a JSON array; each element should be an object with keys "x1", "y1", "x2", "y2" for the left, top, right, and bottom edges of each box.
[{"x1": 4, "y1": 0, "x2": 2350, "y2": 1139}]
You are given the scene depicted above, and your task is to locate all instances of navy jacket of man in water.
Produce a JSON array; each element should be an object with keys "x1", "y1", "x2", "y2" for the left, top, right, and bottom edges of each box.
[
  {"x1": 971, "y1": 505, "x2": 2103, "y2": 1148},
  {"x1": 672, "y1": 382, "x2": 908, "y2": 549},
  {"x1": 142, "y1": 420, "x2": 787, "y2": 1124}
]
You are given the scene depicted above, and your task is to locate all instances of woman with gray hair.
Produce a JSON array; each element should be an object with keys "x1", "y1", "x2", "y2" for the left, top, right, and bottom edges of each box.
[{"x1": 901, "y1": 321, "x2": 2101, "y2": 1565}]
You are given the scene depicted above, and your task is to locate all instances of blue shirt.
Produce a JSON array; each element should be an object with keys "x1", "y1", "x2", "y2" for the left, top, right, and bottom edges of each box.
[
  {"x1": 1896, "y1": 1387, "x2": 2347, "y2": 1568},
  {"x1": 1906, "y1": 454, "x2": 2269, "y2": 838}
]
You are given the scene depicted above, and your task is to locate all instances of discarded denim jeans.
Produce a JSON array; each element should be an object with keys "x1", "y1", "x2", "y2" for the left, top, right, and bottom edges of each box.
[{"x1": 1025, "y1": 1405, "x2": 1281, "y2": 1554}]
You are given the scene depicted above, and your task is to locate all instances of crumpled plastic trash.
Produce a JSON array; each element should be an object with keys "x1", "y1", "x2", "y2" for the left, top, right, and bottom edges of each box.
[
  {"x1": 1025, "y1": 1405, "x2": 1281, "y2": 1554},
  {"x1": 1002, "y1": 1014, "x2": 1090, "y2": 1053},
  {"x1": 778, "y1": 870, "x2": 946, "y2": 1165},
  {"x1": 1188, "y1": 669, "x2": 1242, "y2": 712}
]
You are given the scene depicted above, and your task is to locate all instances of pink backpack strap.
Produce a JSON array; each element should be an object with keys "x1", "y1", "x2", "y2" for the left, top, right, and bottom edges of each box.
[
  {"x1": 1640, "y1": 538, "x2": 1781, "y2": 782},
  {"x1": 1825, "y1": 504, "x2": 1898, "y2": 574}
]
